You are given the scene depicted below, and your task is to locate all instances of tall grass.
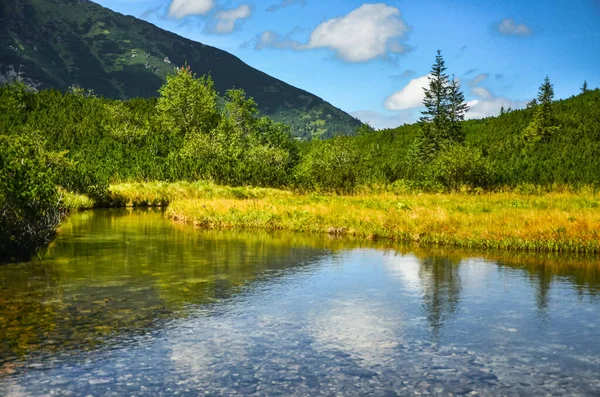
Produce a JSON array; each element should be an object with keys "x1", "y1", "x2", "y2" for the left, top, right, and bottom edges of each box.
[
  {"x1": 166, "y1": 191, "x2": 600, "y2": 254},
  {"x1": 64, "y1": 181, "x2": 292, "y2": 209},
  {"x1": 64, "y1": 181, "x2": 600, "y2": 254}
]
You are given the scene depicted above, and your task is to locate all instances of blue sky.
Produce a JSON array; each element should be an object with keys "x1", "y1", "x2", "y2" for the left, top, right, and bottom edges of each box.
[{"x1": 95, "y1": 0, "x2": 600, "y2": 129}]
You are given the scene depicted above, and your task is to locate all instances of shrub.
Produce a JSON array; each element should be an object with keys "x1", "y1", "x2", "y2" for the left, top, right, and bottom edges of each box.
[
  {"x1": 0, "y1": 135, "x2": 66, "y2": 262},
  {"x1": 294, "y1": 137, "x2": 360, "y2": 193},
  {"x1": 427, "y1": 145, "x2": 495, "y2": 191}
]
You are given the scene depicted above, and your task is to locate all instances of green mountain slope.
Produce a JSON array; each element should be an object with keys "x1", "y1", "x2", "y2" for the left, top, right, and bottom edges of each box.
[
  {"x1": 328, "y1": 89, "x2": 600, "y2": 186},
  {"x1": 0, "y1": 0, "x2": 361, "y2": 139}
]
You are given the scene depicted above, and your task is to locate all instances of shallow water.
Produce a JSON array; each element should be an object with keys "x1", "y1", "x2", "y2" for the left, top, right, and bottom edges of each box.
[{"x1": 1, "y1": 209, "x2": 600, "y2": 396}]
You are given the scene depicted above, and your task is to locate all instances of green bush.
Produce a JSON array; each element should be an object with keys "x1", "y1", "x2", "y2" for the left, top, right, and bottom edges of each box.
[
  {"x1": 0, "y1": 135, "x2": 66, "y2": 262},
  {"x1": 294, "y1": 137, "x2": 360, "y2": 193},
  {"x1": 427, "y1": 145, "x2": 495, "y2": 191}
]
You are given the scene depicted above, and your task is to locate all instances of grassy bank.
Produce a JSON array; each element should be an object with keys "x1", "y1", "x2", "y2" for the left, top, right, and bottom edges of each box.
[
  {"x1": 164, "y1": 190, "x2": 600, "y2": 254},
  {"x1": 62, "y1": 182, "x2": 600, "y2": 254},
  {"x1": 62, "y1": 181, "x2": 290, "y2": 210}
]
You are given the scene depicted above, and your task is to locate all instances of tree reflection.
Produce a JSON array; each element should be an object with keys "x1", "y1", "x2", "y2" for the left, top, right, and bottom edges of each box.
[
  {"x1": 418, "y1": 256, "x2": 462, "y2": 341},
  {"x1": 0, "y1": 209, "x2": 334, "y2": 364}
]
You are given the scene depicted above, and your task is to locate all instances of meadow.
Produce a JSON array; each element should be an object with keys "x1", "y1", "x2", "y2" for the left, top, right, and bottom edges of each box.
[{"x1": 65, "y1": 181, "x2": 600, "y2": 254}]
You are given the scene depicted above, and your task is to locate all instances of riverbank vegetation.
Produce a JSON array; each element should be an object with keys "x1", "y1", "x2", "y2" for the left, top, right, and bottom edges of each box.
[
  {"x1": 0, "y1": 135, "x2": 67, "y2": 262},
  {"x1": 1, "y1": 51, "x2": 599, "y2": 259},
  {"x1": 165, "y1": 190, "x2": 600, "y2": 253}
]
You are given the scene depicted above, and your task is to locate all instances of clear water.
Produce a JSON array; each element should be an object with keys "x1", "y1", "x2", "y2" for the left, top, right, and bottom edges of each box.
[{"x1": 1, "y1": 209, "x2": 599, "y2": 396}]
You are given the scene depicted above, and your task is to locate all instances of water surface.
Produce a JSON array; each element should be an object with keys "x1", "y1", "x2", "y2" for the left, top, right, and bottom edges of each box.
[{"x1": 1, "y1": 209, "x2": 600, "y2": 396}]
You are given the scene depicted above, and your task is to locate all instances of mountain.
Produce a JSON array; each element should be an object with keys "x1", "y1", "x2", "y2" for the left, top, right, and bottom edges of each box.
[{"x1": 0, "y1": 0, "x2": 361, "y2": 139}]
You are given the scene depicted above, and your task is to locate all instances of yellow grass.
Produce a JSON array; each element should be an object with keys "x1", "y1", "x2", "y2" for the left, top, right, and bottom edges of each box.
[
  {"x1": 165, "y1": 191, "x2": 600, "y2": 253},
  {"x1": 108, "y1": 181, "x2": 291, "y2": 207}
]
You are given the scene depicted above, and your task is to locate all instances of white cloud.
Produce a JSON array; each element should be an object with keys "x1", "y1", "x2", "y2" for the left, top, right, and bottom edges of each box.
[
  {"x1": 497, "y1": 19, "x2": 531, "y2": 36},
  {"x1": 257, "y1": 4, "x2": 410, "y2": 62},
  {"x1": 309, "y1": 299, "x2": 400, "y2": 365},
  {"x1": 351, "y1": 110, "x2": 415, "y2": 130},
  {"x1": 384, "y1": 74, "x2": 430, "y2": 111},
  {"x1": 472, "y1": 86, "x2": 493, "y2": 100},
  {"x1": 466, "y1": 87, "x2": 527, "y2": 119},
  {"x1": 465, "y1": 71, "x2": 527, "y2": 118},
  {"x1": 466, "y1": 97, "x2": 528, "y2": 119},
  {"x1": 256, "y1": 30, "x2": 304, "y2": 50},
  {"x1": 168, "y1": 0, "x2": 214, "y2": 18},
  {"x1": 383, "y1": 68, "x2": 526, "y2": 123},
  {"x1": 211, "y1": 4, "x2": 252, "y2": 34}
]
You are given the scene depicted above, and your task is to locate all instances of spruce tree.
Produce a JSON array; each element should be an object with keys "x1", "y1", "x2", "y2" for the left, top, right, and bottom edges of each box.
[
  {"x1": 581, "y1": 80, "x2": 588, "y2": 94},
  {"x1": 447, "y1": 75, "x2": 469, "y2": 143},
  {"x1": 416, "y1": 51, "x2": 468, "y2": 159},
  {"x1": 419, "y1": 50, "x2": 450, "y2": 133},
  {"x1": 523, "y1": 76, "x2": 558, "y2": 144},
  {"x1": 537, "y1": 75, "x2": 555, "y2": 130}
]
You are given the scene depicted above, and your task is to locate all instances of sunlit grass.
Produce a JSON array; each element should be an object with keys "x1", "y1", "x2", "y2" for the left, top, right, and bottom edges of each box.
[
  {"x1": 64, "y1": 182, "x2": 600, "y2": 253},
  {"x1": 108, "y1": 181, "x2": 291, "y2": 207},
  {"x1": 62, "y1": 190, "x2": 95, "y2": 210},
  {"x1": 166, "y1": 190, "x2": 600, "y2": 254}
]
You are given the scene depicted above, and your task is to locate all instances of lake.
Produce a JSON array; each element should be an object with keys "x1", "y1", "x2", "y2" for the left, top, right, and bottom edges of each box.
[{"x1": 1, "y1": 209, "x2": 599, "y2": 396}]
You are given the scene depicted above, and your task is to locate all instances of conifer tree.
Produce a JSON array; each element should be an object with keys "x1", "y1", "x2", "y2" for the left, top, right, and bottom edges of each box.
[
  {"x1": 537, "y1": 76, "x2": 556, "y2": 129},
  {"x1": 419, "y1": 50, "x2": 450, "y2": 132},
  {"x1": 447, "y1": 75, "x2": 469, "y2": 143},
  {"x1": 416, "y1": 51, "x2": 468, "y2": 159},
  {"x1": 524, "y1": 76, "x2": 558, "y2": 144},
  {"x1": 581, "y1": 80, "x2": 588, "y2": 94}
]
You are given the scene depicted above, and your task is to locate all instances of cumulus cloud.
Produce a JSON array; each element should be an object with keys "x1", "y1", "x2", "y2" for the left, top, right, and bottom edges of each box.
[
  {"x1": 466, "y1": 72, "x2": 527, "y2": 118},
  {"x1": 207, "y1": 4, "x2": 252, "y2": 34},
  {"x1": 497, "y1": 19, "x2": 531, "y2": 36},
  {"x1": 257, "y1": 4, "x2": 411, "y2": 62},
  {"x1": 472, "y1": 86, "x2": 493, "y2": 100},
  {"x1": 384, "y1": 74, "x2": 430, "y2": 111},
  {"x1": 351, "y1": 110, "x2": 414, "y2": 130},
  {"x1": 266, "y1": 0, "x2": 306, "y2": 12},
  {"x1": 383, "y1": 69, "x2": 526, "y2": 122},
  {"x1": 466, "y1": 97, "x2": 526, "y2": 119},
  {"x1": 168, "y1": 0, "x2": 214, "y2": 18}
]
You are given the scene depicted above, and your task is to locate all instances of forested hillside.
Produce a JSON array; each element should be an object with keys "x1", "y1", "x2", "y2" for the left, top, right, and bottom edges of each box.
[
  {"x1": 0, "y1": 0, "x2": 361, "y2": 138},
  {"x1": 340, "y1": 88, "x2": 600, "y2": 188},
  {"x1": 1, "y1": 53, "x2": 599, "y2": 260}
]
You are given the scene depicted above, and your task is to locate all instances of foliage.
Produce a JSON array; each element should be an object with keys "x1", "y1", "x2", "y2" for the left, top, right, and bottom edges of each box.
[
  {"x1": 294, "y1": 137, "x2": 361, "y2": 193},
  {"x1": 0, "y1": 135, "x2": 67, "y2": 262},
  {"x1": 166, "y1": 190, "x2": 600, "y2": 254},
  {"x1": 427, "y1": 145, "x2": 495, "y2": 191},
  {"x1": 523, "y1": 76, "x2": 559, "y2": 144},
  {"x1": 156, "y1": 65, "x2": 219, "y2": 137},
  {"x1": 0, "y1": 0, "x2": 361, "y2": 138},
  {"x1": 416, "y1": 51, "x2": 469, "y2": 161}
]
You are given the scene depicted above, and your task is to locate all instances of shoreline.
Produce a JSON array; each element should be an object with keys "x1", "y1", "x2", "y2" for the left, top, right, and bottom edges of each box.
[{"x1": 65, "y1": 182, "x2": 600, "y2": 255}]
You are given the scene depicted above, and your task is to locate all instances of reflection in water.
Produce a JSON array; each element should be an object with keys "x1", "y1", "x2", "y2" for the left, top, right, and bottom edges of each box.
[
  {"x1": 309, "y1": 299, "x2": 399, "y2": 365},
  {"x1": 1, "y1": 209, "x2": 600, "y2": 396},
  {"x1": 418, "y1": 256, "x2": 462, "y2": 340},
  {"x1": 0, "y1": 209, "x2": 333, "y2": 365}
]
